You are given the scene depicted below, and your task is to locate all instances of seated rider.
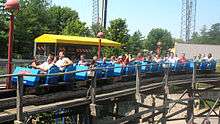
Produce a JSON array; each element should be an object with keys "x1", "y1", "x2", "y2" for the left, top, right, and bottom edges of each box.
[
  {"x1": 110, "y1": 56, "x2": 117, "y2": 64},
  {"x1": 167, "y1": 52, "x2": 177, "y2": 64},
  {"x1": 78, "y1": 54, "x2": 88, "y2": 66},
  {"x1": 55, "y1": 50, "x2": 73, "y2": 71},
  {"x1": 178, "y1": 53, "x2": 187, "y2": 63},
  {"x1": 31, "y1": 55, "x2": 54, "y2": 72},
  {"x1": 136, "y1": 53, "x2": 145, "y2": 61},
  {"x1": 205, "y1": 53, "x2": 214, "y2": 62},
  {"x1": 154, "y1": 54, "x2": 163, "y2": 63}
]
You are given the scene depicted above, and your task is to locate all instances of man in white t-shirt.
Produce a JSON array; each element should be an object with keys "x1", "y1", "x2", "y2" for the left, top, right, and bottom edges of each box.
[
  {"x1": 55, "y1": 51, "x2": 73, "y2": 71},
  {"x1": 168, "y1": 52, "x2": 177, "y2": 64},
  {"x1": 31, "y1": 55, "x2": 54, "y2": 72},
  {"x1": 204, "y1": 53, "x2": 214, "y2": 62}
]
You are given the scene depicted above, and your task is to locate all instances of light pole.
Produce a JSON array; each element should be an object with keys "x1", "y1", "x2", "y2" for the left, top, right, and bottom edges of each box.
[
  {"x1": 4, "y1": 0, "x2": 19, "y2": 89},
  {"x1": 97, "y1": 32, "x2": 104, "y2": 60}
]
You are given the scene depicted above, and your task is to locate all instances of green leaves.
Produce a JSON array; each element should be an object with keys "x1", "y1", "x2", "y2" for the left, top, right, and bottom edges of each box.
[
  {"x1": 192, "y1": 23, "x2": 220, "y2": 45},
  {"x1": 48, "y1": 6, "x2": 79, "y2": 34},
  {"x1": 146, "y1": 28, "x2": 173, "y2": 54},
  {"x1": 106, "y1": 18, "x2": 129, "y2": 44},
  {"x1": 126, "y1": 31, "x2": 144, "y2": 53},
  {"x1": 62, "y1": 20, "x2": 90, "y2": 37}
]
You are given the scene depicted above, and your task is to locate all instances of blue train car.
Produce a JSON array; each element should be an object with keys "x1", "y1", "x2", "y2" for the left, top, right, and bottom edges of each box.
[
  {"x1": 11, "y1": 60, "x2": 217, "y2": 90},
  {"x1": 12, "y1": 67, "x2": 40, "y2": 87}
]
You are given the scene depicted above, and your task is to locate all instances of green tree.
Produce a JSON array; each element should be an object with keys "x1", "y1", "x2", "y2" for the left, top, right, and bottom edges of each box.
[
  {"x1": 192, "y1": 23, "x2": 220, "y2": 44},
  {"x1": 146, "y1": 28, "x2": 173, "y2": 53},
  {"x1": 62, "y1": 20, "x2": 90, "y2": 36},
  {"x1": 126, "y1": 31, "x2": 144, "y2": 53},
  {"x1": 48, "y1": 6, "x2": 79, "y2": 34},
  {"x1": 200, "y1": 25, "x2": 208, "y2": 36},
  {"x1": 0, "y1": 16, "x2": 8, "y2": 58},
  {"x1": 106, "y1": 18, "x2": 129, "y2": 44},
  {"x1": 103, "y1": 18, "x2": 129, "y2": 56},
  {"x1": 0, "y1": 0, "x2": 8, "y2": 58},
  {"x1": 14, "y1": 0, "x2": 51, "y2": 58},
  {"x1": 90, "y1": 24, "x2": 106, "y2": 37},
  {"x1": 208, "y1": 23, "x2": 220, "y2": 38}
]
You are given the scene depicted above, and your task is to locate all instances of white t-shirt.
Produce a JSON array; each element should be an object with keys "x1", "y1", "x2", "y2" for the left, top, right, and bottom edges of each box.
[
  {"x1": 38, "y1": 62, "x2": 53, "y2": 71},
  {"x1": 204, "y1": 57, "x2": 214, "y2": 62},
  {"x1": 168, "y1": 57, "x2": 177, "y2": 64},
  {"x1": 55, "y1": 57, "x2": 69, "y2": 71}
]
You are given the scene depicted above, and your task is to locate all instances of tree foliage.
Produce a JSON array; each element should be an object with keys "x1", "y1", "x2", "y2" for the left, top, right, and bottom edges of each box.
[
  {"x1": 48, "y1": 6, "x2": 79, "y2": 34},
  {"x1": 146, "y1": 28, "x2": 173, "y2": 53},
  {"x1": 90, "y1": 24, "x2": 106, "y2": 37},
  {"x1": 103, "y1": 18, "x2": 130, "y2": 57},
  {"x1": 0, "y1": 0, "x2": 181, "y2": 59},
  {"x1": 62, "y1": 20, "x2": 90, "y2": 36},
  {"x1": 14, "y1": 0, "x2": 51, "y2": 58},
  {"x1": 126, "y1": 31, "x2": 144, "y2": 53},
  {"x1": 192, "y1": 23, "x2": 220, "y2": 44},
  {"x1": 106, "y1": 18, "x2": 129, "y2": 44}
]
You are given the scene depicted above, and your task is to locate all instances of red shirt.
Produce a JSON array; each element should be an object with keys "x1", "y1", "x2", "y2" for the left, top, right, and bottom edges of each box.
[
  {"x1": 136, "y1": 57, "x2": 144, "y2": 61},
  {"x1": 179, "y1": 57, "x2": 187, "y2": 63}
]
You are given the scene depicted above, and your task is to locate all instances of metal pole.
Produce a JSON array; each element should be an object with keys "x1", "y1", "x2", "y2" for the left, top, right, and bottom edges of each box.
[
  {"x1": 97, "y1": 38, "x2": 101, "y2": 59},
  {"x1": 6, "y1": 14, "x2": 14, "y2": 89},
  {"x1": 103, "y1": 0, "x2": 108, "y2": 29},
  {"x1": 14, "y1": 75, "x2": 24, "y2": 124},
  {"x1": 54, "y1": 43, "x2": 57, "y2": 56},
  {"x1": 33, "y1": 42, "x2": 37, "y2": 57}
]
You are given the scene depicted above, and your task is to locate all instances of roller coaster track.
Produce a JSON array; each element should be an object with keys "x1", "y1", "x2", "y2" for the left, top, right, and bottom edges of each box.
[{"x1": 0, "y1": 73, "x2": 219, "y2": 123}]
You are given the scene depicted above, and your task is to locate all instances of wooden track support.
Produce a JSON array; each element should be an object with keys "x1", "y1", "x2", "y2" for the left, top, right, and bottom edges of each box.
[{"x1": 14, "y1": 75, "x2": 24, "y2": 124}]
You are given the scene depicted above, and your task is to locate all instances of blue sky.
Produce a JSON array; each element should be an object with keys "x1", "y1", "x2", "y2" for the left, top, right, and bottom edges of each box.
[{"x1": 52, "y1": 0, "x2": 220, "y2": 38}]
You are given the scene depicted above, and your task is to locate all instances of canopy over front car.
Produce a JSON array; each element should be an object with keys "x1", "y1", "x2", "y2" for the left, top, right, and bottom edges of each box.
[{"x1": 35, "y1": 34, "x2": 121, "y2": 47}]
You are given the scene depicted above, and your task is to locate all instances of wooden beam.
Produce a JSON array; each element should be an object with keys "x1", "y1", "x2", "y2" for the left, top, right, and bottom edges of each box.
[{"x1": 15, "y1": 75, "x2": 24, "y2": 124}]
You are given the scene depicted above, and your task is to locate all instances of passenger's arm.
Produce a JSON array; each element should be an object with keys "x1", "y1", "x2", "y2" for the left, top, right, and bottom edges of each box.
[{"x1": 63, "y1": 58, "x2": 73, "y2": 66}]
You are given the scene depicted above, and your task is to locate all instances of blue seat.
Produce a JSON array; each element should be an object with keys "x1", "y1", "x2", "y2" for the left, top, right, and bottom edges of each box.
[
  {"x1": 113, "y1": 64, "x2": 123, "y2": 77},
  {"x1": 188, "y1": 61, "x2": 194, "y2": 72},
  {"x1": 105, "y1": 64, "x2": 114, "y2": 77},
  {"x1": 199, "y1": 61, "x2": 208, "y2": 72},
  {"x1": 95, "y1": 65, "x2": 106, "y2": 78},
  {"x1": 150, "y1": 63, "x2": 159, "y2": 73},
  {"x1": 75, "y1": 65, "x2": 89, "y2": 80},
  {"x1": 124, "y1": 64, "x2": 135, "y2": 75},
  {"x1": 12, "y1": 67, "x2": 40, "y2": 87},
  {"x1": 141, "y1": 61, "x2": 148, "y2": 73},
  {"x1": 174, "y1": 62, "x2": 187, "y2": 73},
  {"x1": 63, "y1": 64, "x2": 76, "y2": 82},
  {"x1": 206, "y1": 61, "x2": 216, "y2": 71},
  {"x1": 170, "y1": 62, "x2": 177, "y2": 72},
  {"x1": 210, "y1": 61, "x2": 217, "y2": 70},
  {"x1": 45, "y1": 65, "x2": 61, "y2": 85},
  {"x1": 157, "y1": 63, "x2": 163, "y2": 73}
]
